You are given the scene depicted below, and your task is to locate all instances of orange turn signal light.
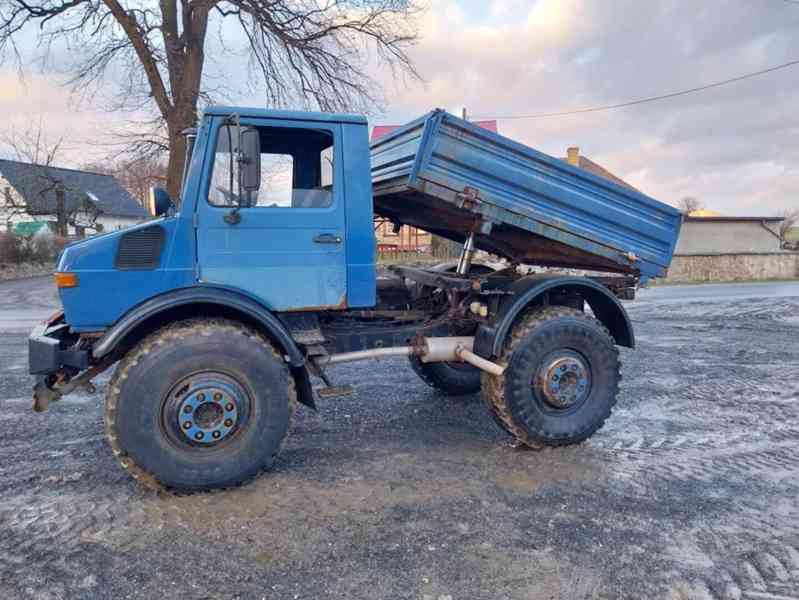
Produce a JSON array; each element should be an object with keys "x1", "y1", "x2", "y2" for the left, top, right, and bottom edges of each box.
[{"x1": 54, "y1": 272, "x2": 79, "y2": 289}]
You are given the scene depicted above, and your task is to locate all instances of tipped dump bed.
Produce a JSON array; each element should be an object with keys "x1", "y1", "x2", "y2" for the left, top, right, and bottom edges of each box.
[{"x1": 370, "y1": 110, "x2": 682, "y2": 280}]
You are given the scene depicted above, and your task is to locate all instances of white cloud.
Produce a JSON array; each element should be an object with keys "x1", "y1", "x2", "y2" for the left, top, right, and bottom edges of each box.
[
  {"x1": 0, "y1": 70, "x2": 131, "y2": 166},
  {"x1": 374, "y1": 0, "x2": 799, "y2": 215},
  {"x1": 2, "y1": 0, "x2": 798, "y2": 215}
]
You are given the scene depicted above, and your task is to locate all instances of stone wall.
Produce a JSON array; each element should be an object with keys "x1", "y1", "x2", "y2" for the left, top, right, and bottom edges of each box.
[{"x1": 665, "y1": 253, "x2": 799, "y2": 283}]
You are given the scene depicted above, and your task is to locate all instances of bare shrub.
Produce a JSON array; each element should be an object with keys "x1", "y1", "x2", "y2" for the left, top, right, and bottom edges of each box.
[
  {"x1": 0, "y1": 230, "x2": 66, "y2": 265},
  {"x1": 0, "y1": 231, "x2": 23, "y2": 265}
]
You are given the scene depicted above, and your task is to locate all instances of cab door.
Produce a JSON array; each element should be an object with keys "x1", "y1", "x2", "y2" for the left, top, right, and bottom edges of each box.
[{"x1": 196, "y1": 117, "x2": 347, "y2": 311}]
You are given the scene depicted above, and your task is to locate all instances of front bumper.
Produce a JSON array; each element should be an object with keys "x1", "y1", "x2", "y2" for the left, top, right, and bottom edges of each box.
[{"x1": 29, "y1": 312, "x2": 90, "y2": 376}]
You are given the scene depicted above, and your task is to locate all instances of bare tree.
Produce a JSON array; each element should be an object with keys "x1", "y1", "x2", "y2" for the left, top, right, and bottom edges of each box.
[
  {"x1": 678, "y1": 196, "x2": 702, "y2": 214},
  {"x1": 83, "y1": 157, "x2": 167, "y2": 206},
  {"x1": 1, "y1": 119, "x2": 63, "y2": 166},
  {"x1": 117, "y1": 157, "x2": 168, "y2": 206},
  {"x1": 0, "y1": 1, "x2": 422, "y2": 202},
  {"x1": 0, "y1": 121, "x2": 65, "y2": 230},
  {"x1": 1, "y1": 121, "x2": 100, "y2": 235}
]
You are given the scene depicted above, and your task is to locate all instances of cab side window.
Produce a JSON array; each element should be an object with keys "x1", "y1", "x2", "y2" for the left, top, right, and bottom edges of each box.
[{"x1": 208, "y1": 124, "x2": 334, "y2": 209}]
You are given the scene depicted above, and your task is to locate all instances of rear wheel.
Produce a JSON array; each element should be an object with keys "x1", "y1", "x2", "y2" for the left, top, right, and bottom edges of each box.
[
  {"x1": 409, "y1": 262, "x2": 497, "y2": 397},
  {"x1": 409, "y1": 358, "x2": 514, "y2": 436},
  {"x1": 409, "y1": 357, "x2": 482, "y2": 395},
  {"x1": 482, "y1": 306, "x2": 620, "y2": 447},
  {"x1": 105, "y1": 319, "x2": 294, "y2": 491}
]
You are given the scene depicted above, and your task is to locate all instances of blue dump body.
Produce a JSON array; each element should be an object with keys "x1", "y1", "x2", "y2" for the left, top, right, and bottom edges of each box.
[{"x1": 371, "y1": 110, "x2": 682, "y2": 280}]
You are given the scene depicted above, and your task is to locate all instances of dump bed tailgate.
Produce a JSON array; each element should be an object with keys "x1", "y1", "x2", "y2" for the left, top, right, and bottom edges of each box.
[{"x1": 371, "y1": 110, "x2": 682, "y2": 279}]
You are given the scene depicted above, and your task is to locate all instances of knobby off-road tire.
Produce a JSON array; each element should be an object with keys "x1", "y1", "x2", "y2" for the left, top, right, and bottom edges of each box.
[
  {"x1": 482, "y1": 306, "x2": 621, "y2": 448},
  {"x1": 410, "y1": 355, "x2": 514, "y2": 436},
  {"x1": 105, "y1": 319, "x2": 295, "y2": 491},
  {"x1": 409, "y1": 357, "x2": 482, "y2": 396},
  {"x1": 408, "y1": 263, "x2": 499, "y2": 398}
]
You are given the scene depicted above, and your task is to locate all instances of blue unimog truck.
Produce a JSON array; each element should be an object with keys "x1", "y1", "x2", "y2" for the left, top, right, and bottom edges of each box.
[{"x1": 29, "y1": 107, "x2": 682, "y2": 491}]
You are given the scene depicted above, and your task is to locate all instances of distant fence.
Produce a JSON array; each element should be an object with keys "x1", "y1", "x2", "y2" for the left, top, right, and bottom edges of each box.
[{"x1": 377, "y1": 244, "x2": 436, "y2": 264}]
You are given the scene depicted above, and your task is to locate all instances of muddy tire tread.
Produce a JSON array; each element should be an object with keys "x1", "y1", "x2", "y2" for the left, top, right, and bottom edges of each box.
[
  {"x1": 481, "y1": 306, "x2": 620, "y2": 448},
  {"x1": 409, "y1": 357, "x2": 482, "y2": 396},
  {"x1": 104, "y1": 318, "x2": 296, "y2": 493}
]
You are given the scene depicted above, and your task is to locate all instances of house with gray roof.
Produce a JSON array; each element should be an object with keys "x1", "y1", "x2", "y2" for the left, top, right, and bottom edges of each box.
[{"x1": 0, "y1": 159, "x2": 149, "y2": 237}]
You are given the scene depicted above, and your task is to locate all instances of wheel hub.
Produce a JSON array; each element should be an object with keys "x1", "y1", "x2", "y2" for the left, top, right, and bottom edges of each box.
[
  {"x1": 174, "y1": 378, "x2": 241, "y2": 445},
  {"x1": 537, "y1": 354, "x2": 591, "y2": 409}
]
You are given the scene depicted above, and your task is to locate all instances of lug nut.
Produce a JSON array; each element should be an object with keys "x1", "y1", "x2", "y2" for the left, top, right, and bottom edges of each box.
[
  {"x1": 195, "y1": 432, "x2": 204, "y2": 440},
  {"x1": 214, "y1": 393, "x2": 222, "y2": 401},
  {"x1": 224, "y1": 419, "x2": 233, "y2": 427},
  {"x1": 183, "y1": 405, "x2": 193, "y2": 414},
  {"x1": 183, "y1": 421, "x2": 192, "y2": 430},
  {"x1": 212, "y1": 431, "x2": 221, "y2": 439},
  {"x1": 198, "y1": 393, "x2": 205, "y2": 402},
  {"x1": 225, "y1": 403, "x2": 234, "y2": 412}
]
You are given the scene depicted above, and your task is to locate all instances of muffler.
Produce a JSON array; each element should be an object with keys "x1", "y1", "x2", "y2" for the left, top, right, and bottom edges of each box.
[{"x1": 317, "y1": 336, "x2": 505, "y2": 376}]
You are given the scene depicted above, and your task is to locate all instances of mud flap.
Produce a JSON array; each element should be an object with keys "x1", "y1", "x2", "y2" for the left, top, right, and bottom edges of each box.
[{"x1": 291, "y1": 366, "x2": 317, "y2": 410}]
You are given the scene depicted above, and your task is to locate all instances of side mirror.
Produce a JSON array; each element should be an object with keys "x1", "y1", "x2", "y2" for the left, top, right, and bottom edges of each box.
[
  {"x1": 149, "y1": 186, "x2": 173, "y2": 217},
  {"x1": 239, "y1": 128, "x2": 261, "y2": 193}
]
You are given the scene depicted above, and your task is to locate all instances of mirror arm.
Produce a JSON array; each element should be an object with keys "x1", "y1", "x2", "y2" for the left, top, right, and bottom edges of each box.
[
  {"x1": 222, "y1": 113, "x2": 244, "y2": 224},
  {"x1": 221, "y1": 113, "x2": 259, "y2": 222}
]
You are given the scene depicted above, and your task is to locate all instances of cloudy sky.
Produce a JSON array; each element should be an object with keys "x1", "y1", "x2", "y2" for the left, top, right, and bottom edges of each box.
[{"x1": 1, "y1": 0, "x2": 797, "y2": 215}]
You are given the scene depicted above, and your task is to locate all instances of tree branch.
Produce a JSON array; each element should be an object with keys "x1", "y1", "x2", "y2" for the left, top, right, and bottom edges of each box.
[{"x1": 101, "y1": 0, "x2": 173, "y2": 117}]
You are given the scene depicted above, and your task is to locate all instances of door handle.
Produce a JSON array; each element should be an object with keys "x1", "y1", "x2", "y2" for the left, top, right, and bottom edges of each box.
[{"x1": 313, "y1": 233, "x2": 342, "y2": 244}]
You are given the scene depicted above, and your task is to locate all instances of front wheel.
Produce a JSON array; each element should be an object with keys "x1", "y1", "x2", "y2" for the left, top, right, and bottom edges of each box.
[
  {"x1": 105, "y1": 319, "x2": 294, "y2": 491},
  {"x1": 482, "y1": 306, "x2": 621, "y2": 447}
]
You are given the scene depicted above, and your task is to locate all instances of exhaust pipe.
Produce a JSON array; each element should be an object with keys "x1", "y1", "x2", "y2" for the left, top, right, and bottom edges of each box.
[
  {"x1": 315, "y1": 336, "x2": 505, "y2": 376},
  {"x1": 316, "y1": 346, "x2": 414, "y2": 366},
  {"x1": 454, "y1": 344, "x2": 505, "y2": 377}
]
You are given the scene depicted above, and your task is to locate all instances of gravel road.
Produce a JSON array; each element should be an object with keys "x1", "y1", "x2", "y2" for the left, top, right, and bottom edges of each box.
[{"x1": 1, "y1": 276, "x2": 798, "y2": 599}]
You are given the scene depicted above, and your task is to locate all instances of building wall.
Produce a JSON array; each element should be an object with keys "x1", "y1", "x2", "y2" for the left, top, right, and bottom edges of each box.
[
  {"x1": 96, "y1": 215, "x2": 145, "y2": 232},
  {"x1": 374, "y1": 220, "x2": 432, "y2": 252},
  {"x1": 2, "y1": 211, "x2": 144, "y2": 236},
  {"x1": 0, "y1": 174, "x2": 28, "y2": 230},
  {"x1": 663, "y1": 219, "x2": 797, "y2": 282},
  {"x1": 666, "y1": 253, "x2": 799, "y2": 283},
  {"x1": 674, "y1": 220, "x2": 784, "y2": 255}
]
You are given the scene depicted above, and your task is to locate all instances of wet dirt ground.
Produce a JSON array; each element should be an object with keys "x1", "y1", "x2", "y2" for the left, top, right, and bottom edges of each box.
[{"x1": 1, "y1": 276, "x2": 798, "y2": 599}]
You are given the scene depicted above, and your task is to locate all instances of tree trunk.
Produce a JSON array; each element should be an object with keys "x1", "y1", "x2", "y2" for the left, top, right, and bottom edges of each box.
[{"x1": 55, "y1": 188, "x2": 68, "y2": 237}]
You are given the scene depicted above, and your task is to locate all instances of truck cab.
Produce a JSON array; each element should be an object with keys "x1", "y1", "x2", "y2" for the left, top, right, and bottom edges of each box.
[
  {"x1": 30, "y1": 106, "x2": 677, "y2": 492},
  {"x1": 54, "y1": 107, "x2": 376, "y2": 335}
]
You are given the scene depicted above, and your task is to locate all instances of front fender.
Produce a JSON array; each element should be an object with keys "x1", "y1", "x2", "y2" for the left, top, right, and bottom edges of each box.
[
  {"x1": 92, "y1": 285, "x2": 305, "y2": 367},
  {"x1": 474, "y1": 276, "x2": 635, "y2": 358}
]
